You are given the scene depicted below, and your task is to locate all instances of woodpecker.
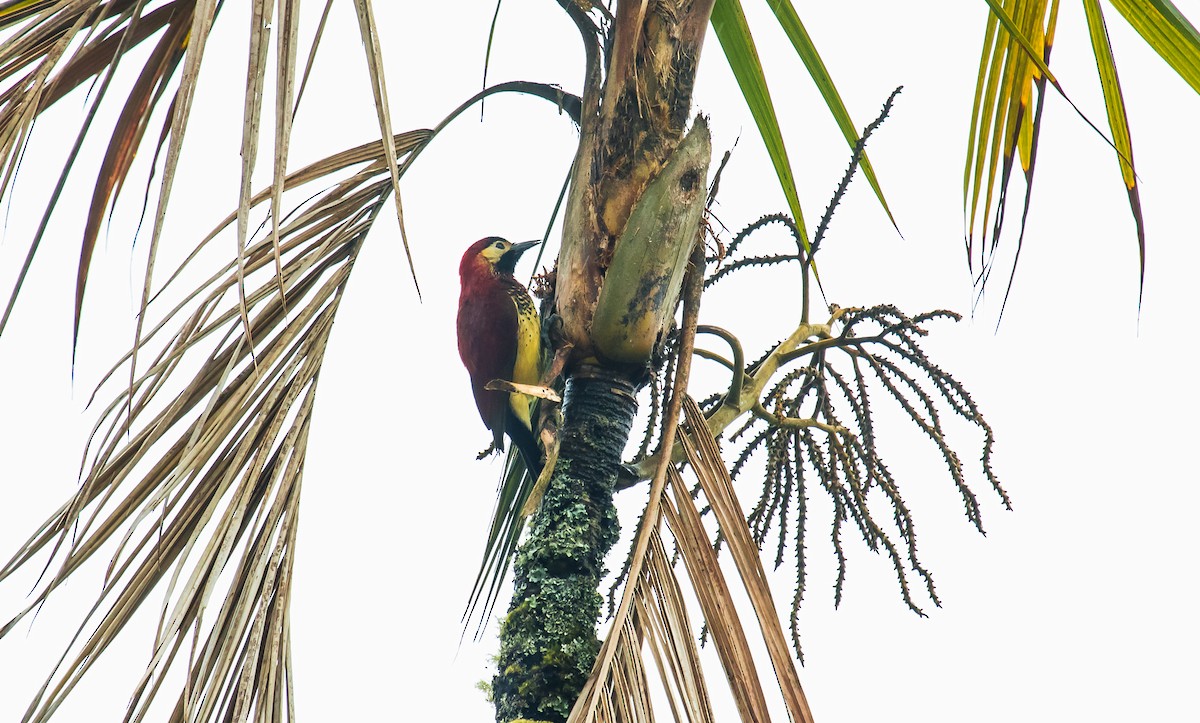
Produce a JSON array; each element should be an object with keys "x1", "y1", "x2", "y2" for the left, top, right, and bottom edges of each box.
[{"x1": 457, "y1": 237, "x2": 543, "y2": 478}]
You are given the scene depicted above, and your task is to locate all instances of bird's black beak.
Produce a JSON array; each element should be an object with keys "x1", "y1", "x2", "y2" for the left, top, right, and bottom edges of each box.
[
  {"x1": 508, "y1": 240, "x2": 540, "y2": 257},
  {"x1": 497, "y1": 240, "x2": 540, "y2": 274}
]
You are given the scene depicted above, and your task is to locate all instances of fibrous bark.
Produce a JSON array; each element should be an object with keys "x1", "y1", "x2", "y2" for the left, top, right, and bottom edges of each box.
[{"x1": 556, "y1": 0, "x2": 717, "y2": 361}]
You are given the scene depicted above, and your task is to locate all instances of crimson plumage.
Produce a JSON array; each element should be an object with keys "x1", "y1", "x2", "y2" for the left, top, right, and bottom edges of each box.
[{"x1": 457, "y1": 237, "x2": 543, "y2": 477}]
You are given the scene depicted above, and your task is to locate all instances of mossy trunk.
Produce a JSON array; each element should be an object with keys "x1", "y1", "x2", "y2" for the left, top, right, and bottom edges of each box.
[{"x1": 492, "y1": 368, "x2": 638, "y2": 723}]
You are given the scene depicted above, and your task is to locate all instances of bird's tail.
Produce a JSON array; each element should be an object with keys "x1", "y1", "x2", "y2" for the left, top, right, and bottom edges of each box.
[{"x1": 505, "y1": 411, "x2": 544, "y2": 481}]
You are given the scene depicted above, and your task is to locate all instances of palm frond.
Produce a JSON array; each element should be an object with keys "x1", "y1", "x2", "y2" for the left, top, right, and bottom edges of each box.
[
  {"x1": 965, "y1": 0, "x2": 1056, "y2": 302},
  {"x1": 571, "y1": 397, "x2": 814, "y2": 723},
  {"x1": 964, "y1": 0, "x2": 1198, "y2": 314},
  {"x1": 711, "y1": 0, "x2": 902, "y2": 247},
  {"x1": 0, "y1": 0, "x2": 200, "y2": 341},
  {"x1": 461, "y1": 450, "x2": 534, "y2": 639},
  {"x1": 572, "y1": 520, "x2": 717, "y2": 723},
  {"x1": 1107, "y1": 0, "x2": 1200, "y2": 93},
  {"x1": 1081, "y1": 0, "x2": 1144, "y2": 308},
  {"x1": 0, "y1": 0, "x2": 412, "y2": 349},
  {"x1": 0, "y1": 62, "x2": 584, "y2": 714},
  {"x1": 674, "y1": 397, "x2": 812, "y2": 721},
  {"x1": 762, "y1": 0, "x2": 897, "y2": 232},
  {"x1": 352, "y1": 0, "x2": 417, "y2": 297},
  {"x1": 710, "y1": 0, "x2": 809, "y2": 247},
  {"x1": 0, "y1": 128, "x2": 428, "y2": 722}
]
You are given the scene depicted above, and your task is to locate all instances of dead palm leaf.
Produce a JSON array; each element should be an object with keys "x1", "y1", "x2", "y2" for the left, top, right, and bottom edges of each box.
[
  {"x1": 0, "y1": 0, "x2": 419, "y2": 356},
  {"x1": 0, "y1": 65, "x2": 583, "y2": 716},
  {"x1": 571, "y1": 230, "x2": 812, "y2": 723},
  {"x1": 0, "y1": 0, "x2": 199, "y2": 340},
  {"x1": 0, "y1": 126, "x2": 427, "y2": 722},
  {"x1": 570, "y1": 398, "x2": 815, "y2": 723}
]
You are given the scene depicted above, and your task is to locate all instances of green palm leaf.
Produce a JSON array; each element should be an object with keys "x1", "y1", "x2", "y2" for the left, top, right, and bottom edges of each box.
[
  {"x1": 1109, "y1": 0, "x2": 1200, "y2": 92},
  {"x1": 764, "y1": 0, "x2": 897, "y2": 231},
  {"x1": 967, "y1": 0, "x2": 1199, "y2": 310},
  {"x1": 712, "y1": 0, "x2": 902, "y2": 247},
  {"x1": 1083, "y1": 0, "x2": 1146, "y2": 304},
  {"x1": 710, "y1": 0, "x2": 809, "y2": 247}
]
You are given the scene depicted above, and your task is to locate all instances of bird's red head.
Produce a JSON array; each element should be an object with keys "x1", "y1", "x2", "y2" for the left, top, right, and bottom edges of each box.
[{"x1": 459, "y1": 237, "x2": 540, "y2": 280}]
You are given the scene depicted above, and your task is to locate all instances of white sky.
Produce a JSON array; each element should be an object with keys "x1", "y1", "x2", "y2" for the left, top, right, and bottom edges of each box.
[{"x1": 1, "y1": 2, "x2": 1198, "y2": 722}]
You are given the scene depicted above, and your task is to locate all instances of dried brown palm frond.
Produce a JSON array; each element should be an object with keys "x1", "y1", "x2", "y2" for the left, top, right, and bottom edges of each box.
[
  {"x1": 0, "y1": 127, "x2": 429, "y2": 722},
  {"x1": 0, "y1": 60, "x2": 584, "y2": 714},
  {"x1": 571, "y1": 396, "x2": 814, "y2": 723},
  {"x1": 572, "y1": 236, "x2": 811, "y2": 723},
  {"x1": 0, "y1": 4, "x2": 583, "y2": 709},
  {"x1": 572, "y1": 521, "x2": 717, "y2": 723},
  {"x1": 0, "y1": 0, "x2": 417, "y2": 350}
]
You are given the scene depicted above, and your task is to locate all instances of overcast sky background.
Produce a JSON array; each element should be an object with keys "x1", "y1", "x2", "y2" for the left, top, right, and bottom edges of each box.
[{"x1": 1, "y1": 2, "x2": 1198, "y2": 722}]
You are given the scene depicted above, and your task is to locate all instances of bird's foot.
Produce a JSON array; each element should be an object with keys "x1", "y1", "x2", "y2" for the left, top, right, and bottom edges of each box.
[{"x1": 476, "y1": 441, "x2": 497, "y2": 460}]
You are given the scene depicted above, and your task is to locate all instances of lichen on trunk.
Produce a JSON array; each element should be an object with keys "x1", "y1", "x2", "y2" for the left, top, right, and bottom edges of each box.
[{"x1": 492, "y1": 369, "x2": 638, "y2": 723}]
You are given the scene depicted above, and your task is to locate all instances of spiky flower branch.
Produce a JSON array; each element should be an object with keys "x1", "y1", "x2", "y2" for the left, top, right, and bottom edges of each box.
[
  {"x1": 623, "y1": 296, "x2": 1009, "y2": 660},
  {"x1": 615, "y1": 89, "x2": 1010, "y2": 661}
]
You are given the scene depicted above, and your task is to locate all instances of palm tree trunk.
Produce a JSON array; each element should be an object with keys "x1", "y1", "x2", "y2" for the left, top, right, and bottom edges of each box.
[
  {"x1": 493, "y1": 3, "x2": 716, "y2": 721},
  {"x1": 493, "y1": 368, "x2": 638, "y2": 723}
]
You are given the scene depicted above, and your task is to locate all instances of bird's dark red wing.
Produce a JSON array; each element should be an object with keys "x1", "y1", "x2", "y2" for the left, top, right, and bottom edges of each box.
[{"x1": 457, "y1": 283, "x2": 519, "y2": 450}]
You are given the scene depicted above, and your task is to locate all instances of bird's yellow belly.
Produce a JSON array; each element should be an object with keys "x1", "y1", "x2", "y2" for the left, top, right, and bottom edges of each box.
[{"x1": 509, "y1": 294, "x2": 541, "y2": 428}]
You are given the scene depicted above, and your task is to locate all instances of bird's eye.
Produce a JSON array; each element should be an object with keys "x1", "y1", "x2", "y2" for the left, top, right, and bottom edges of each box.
[{"x1": 493, "y1": 241, "x2": 506, "y2": 249}]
